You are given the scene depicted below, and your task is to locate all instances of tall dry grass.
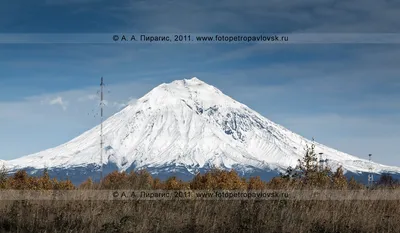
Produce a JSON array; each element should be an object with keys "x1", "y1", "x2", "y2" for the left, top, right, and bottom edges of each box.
[
  {"x1": 0, "y1": 167, "x2": 399, "y2": 233},
  {"x1": 1, "y1": 198, "x2": 399, "y2": 232}
]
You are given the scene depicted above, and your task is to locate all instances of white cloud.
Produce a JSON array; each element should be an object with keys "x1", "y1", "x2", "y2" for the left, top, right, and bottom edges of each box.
[
  {"x1": 127, "y1": 97, "x2": 137, "y2": 105},
  {"x1": 48, "y1": 96, "x2": 69, "y2": 111},
  {"x1": 112, "y1": 101, "x2": 127, "y2": 109},
  {"x1": 112, "y1": 97, "x2": 137, "y2": 110},
  {"x1": 0, "y1": 79, "x2": 156, "y2": 160},
  {"x1": 78, "y1": 94, "x2": 98, "y2": 102}
]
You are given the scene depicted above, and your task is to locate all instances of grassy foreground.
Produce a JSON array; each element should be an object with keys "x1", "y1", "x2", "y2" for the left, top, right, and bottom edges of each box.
[
  {"x1": 1, "y1": 198, "x2": 399, "y2": 232},
  {"x1": 0, "y1": 168, "x2": 399, "y2": 233}
]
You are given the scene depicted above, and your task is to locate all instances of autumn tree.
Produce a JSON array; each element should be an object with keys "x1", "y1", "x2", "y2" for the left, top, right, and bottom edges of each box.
[
  {"x1": 281, "y1": 141, "x2": 332, "y2": 188},
  {"x1": 9, "y1": 170, "x2": 29, "y2": 189},
  {"x1": 310, "y1": 165, "x2": 332, "y2": 188},
  {"x1": 332, "y1": 166, "x2": 348, "y2": 189},
  {"x1": 189, "y1": 170, "x2": 218, "y2": 190},
  {"x1": 189, "y1": 169, "x2": 247, "y2": 190},
  {"x1": 348, "y1": 177, "x2": 365, "y2": 190},
  {"x1": 165, "y1": 176, "x2": 186, "y2": 190},
  {"x1": 189, "y1": 172, "x2": 206, "y2": 190},
  {"x1": 127, "y1": 170, "x2": 138, "y2": 188},
  {"x1": 153, "y1": 177, "x2": 164, "y2": 189},
  {"x1": 79, "y1": 177, "x2": 95, "y2": 189},
  {"x1": 40, "y1": 168, "x2": 53, "y2": 190},
  {"x1": 248, "y1": 176, "x2": 266, "y2": 190},
  {"x1": 267, "y1": 177, "x2": 290, "y2": 189},
  {"x1": 54, "y1": 179, "x2": 75, "y2": 190},
  {"x1": 281, "y1": 143, "x2": 318, "y2": 182},
  {"x1": 297, "y1": 142, "x2": 319, "y2": 181},
  {"x1": 136, "y1": 169, "x2": 154, "y2": 189},
  {"x1": 101, "y1": 171, "x2": 129, "y2": 189},
  {"x1": 222, "y1": 170, "x2": 247, "y2": 190}
]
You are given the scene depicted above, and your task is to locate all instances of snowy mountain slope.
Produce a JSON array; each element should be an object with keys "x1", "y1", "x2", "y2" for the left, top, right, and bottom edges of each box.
[{"x1": 5, "y1": 77, "x2": 400, "y2": 176}]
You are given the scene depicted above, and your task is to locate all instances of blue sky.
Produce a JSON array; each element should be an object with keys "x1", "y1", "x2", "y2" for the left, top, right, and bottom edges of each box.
[{"x1": 0, "y1": 0, "x2": 400, "y2": 166}]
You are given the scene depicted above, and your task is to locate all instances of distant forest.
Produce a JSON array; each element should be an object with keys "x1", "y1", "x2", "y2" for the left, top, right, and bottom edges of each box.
[{"x1": 1, "y1": 143, "x2": 398, "y2": 190}]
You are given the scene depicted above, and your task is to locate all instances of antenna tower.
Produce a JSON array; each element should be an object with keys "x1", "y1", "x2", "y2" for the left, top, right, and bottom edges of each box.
[
  {"x1": 318, "y1": 152, "x2": 324, "y2": 171},
  {"x1": 100, "y1": 77, "x2": 104, "y2": 182},
  {"x1": 368, "y1": 154, "x2": 374, "y2": 188}
]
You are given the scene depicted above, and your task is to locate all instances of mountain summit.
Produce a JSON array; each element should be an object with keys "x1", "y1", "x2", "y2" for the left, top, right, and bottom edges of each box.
[{"x1": 5, "y1": 77, "x2": 400, "y2": 182}]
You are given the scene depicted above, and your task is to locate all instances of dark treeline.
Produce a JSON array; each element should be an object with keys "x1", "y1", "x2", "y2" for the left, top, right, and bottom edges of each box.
[
  {"x1": 1, "y1": 166, "x2": 398, "y2": 190},
  {"x1": 1, "y1": 143, "x2": 398, "y2": 190}
]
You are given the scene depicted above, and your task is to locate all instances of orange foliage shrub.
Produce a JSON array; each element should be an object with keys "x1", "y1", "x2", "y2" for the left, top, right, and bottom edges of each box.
[
  {"x1": 247, "y1": 176, "x2": 266, "y2": 190},
  {"x1": 152, "y1": 178, "x2": 164, "y2": 189},
  {"x1": 348, "y1": 177, "x2": 365, "y2": 190},
  {"x1": 101, "y1": 171, "x2": 129, "y2": 189},
  {"x1": 332, "y1": 166, "x2": 348, "y2": 190},
  {"x1": 190, "y1": 169, "x2": 247, "y2": 190},
  {"x1": 54, "y1": 179, "x2": 75, "y2": 190},
  {"x1": 1, "y1": 165, "x2": 389, "y2": 191},
  {"x1": 4, "y1": 169, "x2": 76, "y2": 190},
  {"x1": 267, "y1": 177, "x2": 290, "y2": 189},
  {"x1": 80, "y1": 177, "x2": 95, "y2": 190},
  {"x1": 165, "y1": 176, "x2": 186, "y2": 190},
  {"x1": 8, "y1": 170, "x2": 30, "y2": 189}
]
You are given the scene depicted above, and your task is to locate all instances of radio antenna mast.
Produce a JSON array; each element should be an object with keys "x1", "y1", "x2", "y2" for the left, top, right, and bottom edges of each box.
[
  {"x1": 100, "y1": 77, "x2": 104, "y2": 183},
  {"x1": 368, "y1": 154, "x2": 374, "y2": 188},
  {"x1": 318, "y1": 152, "x2": 324, "y2": 171}
]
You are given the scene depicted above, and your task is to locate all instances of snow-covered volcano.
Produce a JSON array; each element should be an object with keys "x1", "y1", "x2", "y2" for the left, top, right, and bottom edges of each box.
[{"x1": 4, "y1": 77, "x2": 400, "y2": 182}]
